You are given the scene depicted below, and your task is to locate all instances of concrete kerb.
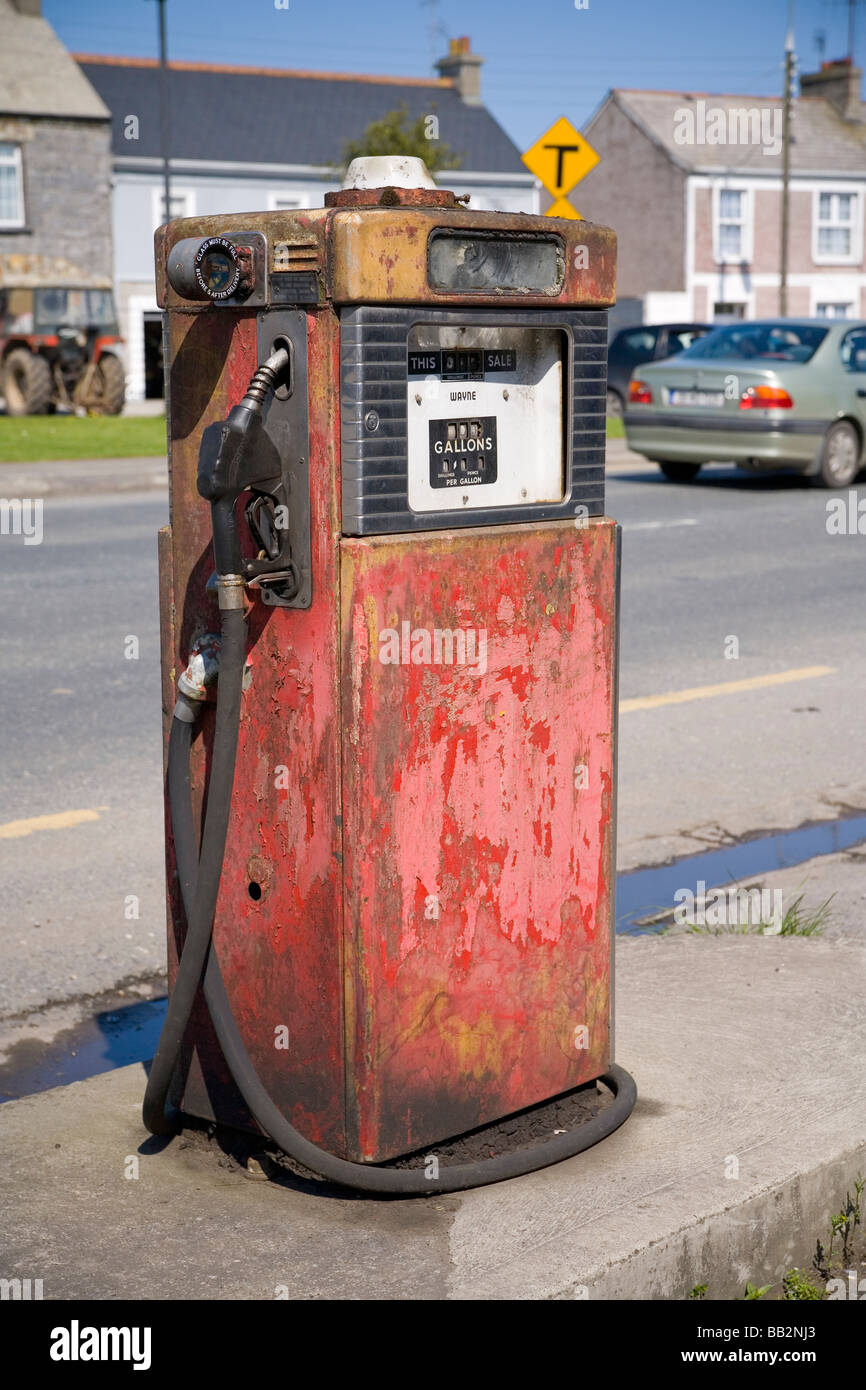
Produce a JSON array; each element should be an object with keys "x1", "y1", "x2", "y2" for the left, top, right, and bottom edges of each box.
[
  {"x1": 1, "y1": 933, "x2": 864, "y2": 1300},
  {"x1": 0, "y1": 457, "x2": 168, "y2": 496}
]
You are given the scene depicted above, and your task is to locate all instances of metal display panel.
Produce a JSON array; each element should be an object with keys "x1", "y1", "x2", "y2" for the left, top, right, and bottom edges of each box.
[{"x1": 340, "y1": 305, "x2": 608, "y2": 536}]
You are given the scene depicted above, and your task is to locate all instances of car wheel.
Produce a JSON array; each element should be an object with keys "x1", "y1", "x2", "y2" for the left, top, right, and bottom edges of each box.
[
  {"x1": 606, "y1": 388, "x2": 624, "y2": 417},
  {"x1": 816, "y1": 420, "x2": 861, "y2": 488},
  {"x1": 657, "y1": 460, "x2": 702, "y2": 482}
]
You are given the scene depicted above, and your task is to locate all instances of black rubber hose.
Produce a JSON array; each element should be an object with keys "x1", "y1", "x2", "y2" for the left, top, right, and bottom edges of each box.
[
  {"x1": 142, "y1": 606, "x2": 247, "y2": 1137},
  {"x1": 154, "y1": 620, "x2": 637, "y2": 1190}
]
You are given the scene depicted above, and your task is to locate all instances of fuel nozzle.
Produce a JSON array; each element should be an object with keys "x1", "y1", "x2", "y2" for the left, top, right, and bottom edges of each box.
[{"x1": 197, "y1": 347, "x2": 296, "y2": 604}]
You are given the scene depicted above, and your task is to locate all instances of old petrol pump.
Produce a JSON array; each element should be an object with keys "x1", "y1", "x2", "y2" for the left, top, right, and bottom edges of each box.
[{"x1": 143, "y1": 157, "x2": 636, "y2": 1194}]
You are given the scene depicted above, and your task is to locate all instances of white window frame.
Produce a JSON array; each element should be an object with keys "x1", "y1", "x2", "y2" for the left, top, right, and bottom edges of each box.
[
  {"x1": 151, "y1": 185, "x2": 195, "y2": 230},
  {"x1": 809, "y1": 277, "x2": 860, "y2": 317},
  {"x1": 813, "y1": 187, "x2": 861, "y2": 266},
  {"x1": 815, "y1": 301, "x2": 853, "y2": 319},
  {"x1": 0, "y1": 143, "x2": 25, "y2": 228},
  {"x1": 712, "y1": 184, "x2": 753, "y2": 266}
]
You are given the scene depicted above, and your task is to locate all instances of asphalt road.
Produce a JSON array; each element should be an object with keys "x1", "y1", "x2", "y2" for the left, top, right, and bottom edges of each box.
[
  {"x1": 1, "y1": 458, "x2": 864, "y2": 1015},
  {"x1": 0, "y1": 491, "x2": 166, "y2": 1015}
]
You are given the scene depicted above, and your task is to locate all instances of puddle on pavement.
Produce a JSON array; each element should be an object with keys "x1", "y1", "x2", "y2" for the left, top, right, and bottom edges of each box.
[
  {"x1": 3, "y1": 813, "x2": 865, "y2": 1099},
  {"x1": 616, "y1": 811, "x2": 866, "y2": 934},
  {"x1": 0, "y1": 993, "x2": 167, "y2": 1103}
]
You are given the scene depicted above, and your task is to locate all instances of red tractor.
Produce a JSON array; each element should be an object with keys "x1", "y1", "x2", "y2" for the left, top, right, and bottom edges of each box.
[{"x1": 0, "y1": 282, "x2": 125, "y2": 416}]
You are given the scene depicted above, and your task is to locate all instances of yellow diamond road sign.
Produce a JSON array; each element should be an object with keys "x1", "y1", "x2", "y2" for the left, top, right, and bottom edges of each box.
[
  {"x1": 522, "y1": 117, "x2": 599, "y2": 200},
  {"x1": 546, "y1": 197, "x2": 582, "y2": 220}
]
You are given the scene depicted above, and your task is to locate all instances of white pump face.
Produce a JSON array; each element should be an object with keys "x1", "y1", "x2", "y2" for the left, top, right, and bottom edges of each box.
[{"x1": 406, "y1": 324, "x2": 566, "y2": 514}]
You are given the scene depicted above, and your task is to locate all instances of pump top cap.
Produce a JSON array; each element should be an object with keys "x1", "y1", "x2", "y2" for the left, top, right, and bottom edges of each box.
[{"x1": 342, "y1": 155, "x2": 438, "y2": 191}]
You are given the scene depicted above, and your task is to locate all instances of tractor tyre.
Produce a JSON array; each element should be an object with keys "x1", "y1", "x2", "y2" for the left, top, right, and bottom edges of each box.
[{"x1": 3, "y1": 349, "x2": 54, "y2": 416}]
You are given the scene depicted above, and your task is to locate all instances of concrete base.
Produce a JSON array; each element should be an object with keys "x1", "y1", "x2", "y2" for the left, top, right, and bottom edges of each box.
[{"x1": 2, "y1": 934, "x2": 865, "y2": 1300}]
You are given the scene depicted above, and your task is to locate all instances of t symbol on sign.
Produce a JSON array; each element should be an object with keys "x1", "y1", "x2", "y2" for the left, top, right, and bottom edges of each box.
[{"x1": 543, "y1": 143, "x2": 581, "y2": 190}]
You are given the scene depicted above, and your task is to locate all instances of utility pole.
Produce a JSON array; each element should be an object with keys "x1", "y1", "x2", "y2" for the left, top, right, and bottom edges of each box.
[
  {"x1": 779, "y1": 12, "x2": 796, "y2": 316},
  {"x1": 148, "y1": 0, "x2": 171, "y2": 222}
]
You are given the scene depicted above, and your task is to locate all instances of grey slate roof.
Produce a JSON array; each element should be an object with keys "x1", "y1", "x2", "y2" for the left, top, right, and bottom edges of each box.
[
  {"x1": 0, "y1": 0, "x2": 109, "y2": 120},
  {"x1": 603, "y1": 88, "x2": 866, "y2": 174},
  {"x1": 76, "y1": 57, "x2": 527, "y2": 175}
]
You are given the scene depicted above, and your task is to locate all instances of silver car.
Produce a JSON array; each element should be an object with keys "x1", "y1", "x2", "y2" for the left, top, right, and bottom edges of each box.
[{"x1": 623, "y1": 318, "x2": 866, "y2": 487}]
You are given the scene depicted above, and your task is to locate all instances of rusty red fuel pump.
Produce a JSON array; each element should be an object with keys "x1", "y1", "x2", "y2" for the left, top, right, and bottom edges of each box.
[{"x1": 143, "y1": 158, "x2": 636, "y2": 1193}]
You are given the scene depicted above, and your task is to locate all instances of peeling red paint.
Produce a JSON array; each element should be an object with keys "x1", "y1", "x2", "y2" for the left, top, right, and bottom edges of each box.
[{"x1": 340, "y1": 520, "x2": 617, "y2": 1160}]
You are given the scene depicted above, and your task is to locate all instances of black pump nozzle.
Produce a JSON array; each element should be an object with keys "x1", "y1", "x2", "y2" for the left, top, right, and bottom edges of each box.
[{"x1": 197, "y1": 348, "x2": 291, "y2": 581}]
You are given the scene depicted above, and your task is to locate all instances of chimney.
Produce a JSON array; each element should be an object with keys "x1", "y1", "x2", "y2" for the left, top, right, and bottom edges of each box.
[
  {"x1": 800, "y1": 57, "x2": 864, "y2": 121},
  {"x1": 10, "y1": 1, "x2": 42, "y2": 14},
  {"x1": 435, "y1": 36, "x2": 483, "y2": 106}
]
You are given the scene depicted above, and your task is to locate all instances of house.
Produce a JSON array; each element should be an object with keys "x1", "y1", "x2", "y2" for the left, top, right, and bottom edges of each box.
[
  {"x1": 578, "y1": 59, "x2": 866, "y2": 325},
  {"x1": 77, "y1": 38, "x2": 537, "y2": 400},
  {"x1": 0, "y1": 0, "x2": 112, "y2": 289}
]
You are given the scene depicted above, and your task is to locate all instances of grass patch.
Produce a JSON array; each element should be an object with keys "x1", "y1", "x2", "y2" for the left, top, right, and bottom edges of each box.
[
  {"x1": 0, "y1": 414, "x2": 166, "y2": 463},
  {"x1": 776, "y1": 890, "x2": 834, "y2": 936},
  {"x1": 782, "y1": 1269, "x2": 824, "y2": 1300},
  {"x1": 684, "y1": 889, "x2": 834, "y2": 938},
  {"x1": 686, "y1": 1173, "x2": 866, "y2": 1301},
  {"x1": 606, "y1": 415, "x2": 625, "y2": 439}
]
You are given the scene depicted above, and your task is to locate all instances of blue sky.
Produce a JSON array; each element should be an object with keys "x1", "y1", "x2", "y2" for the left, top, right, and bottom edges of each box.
[{"x1": 46, "y1": 0, "x2": 860, "y2": 150}]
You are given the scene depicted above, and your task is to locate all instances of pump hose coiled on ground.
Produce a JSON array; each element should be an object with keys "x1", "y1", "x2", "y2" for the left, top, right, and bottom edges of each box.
[{"x1": 142, "y1": 365, "x2": 637, "y2": 1195}]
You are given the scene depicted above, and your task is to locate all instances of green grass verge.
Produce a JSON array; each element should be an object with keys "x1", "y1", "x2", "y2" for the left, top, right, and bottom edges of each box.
[
  {"x1": 0, "y1": 411, "x2": 621, "y2": 462},
  {"x1": 0, "y1": 415, "x2": 167, "y2": 463}
]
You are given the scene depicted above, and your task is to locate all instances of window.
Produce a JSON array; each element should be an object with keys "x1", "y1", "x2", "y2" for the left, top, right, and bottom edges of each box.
[
  {"x1": 612, "y1": 328, "x2": 656, "y2": 359},
  {"x1": 713, "y1": 188, "x2": 751, "y2": 263},
  {"x1": 34, "y1": 289, "x2": 118, "y2": 331},
  {"x1": 665, "y1": 329, "x2": 707, "y2": 354},
  {"x1": 682, "y1": 322, "x2": 828, "y2": 364},
  {"x1": 816, "y1": 301, "x2": 852, "y2": 319},
  {"x1": 0, "y1": 143, "x2": 24, "y2": 227},
  {"x1": 814, "y1": 191, "x2": 858, "y2": 263},
  {"x1": 840, "y1": 328, "x2": 866, "y2": 371},
  {"x1": 713, "y1": 302, "x2": 747, "y2": 320},
  {"x1": 152, "y1": 187, "x2": 194, "y2": 229}
]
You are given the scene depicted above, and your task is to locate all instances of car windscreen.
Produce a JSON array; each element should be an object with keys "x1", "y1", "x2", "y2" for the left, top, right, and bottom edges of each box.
[
  {"x1": 678, "y1": 323, "x2": 828, "y2": 364},
  {"x1": 665, "y1": 328, "x2": 708, "y2": 354},
  {"x1": 86, "y1": 290, "x2": 118, "y2": 327}
]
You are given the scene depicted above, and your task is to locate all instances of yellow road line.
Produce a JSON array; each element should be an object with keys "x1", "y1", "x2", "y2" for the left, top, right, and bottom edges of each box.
[
  {"x1": 0, "y1": 808, "x2": 102, "y2": 840},
  {"x1": 621, "y1": 665, "x2": 835, "y2": 713}
]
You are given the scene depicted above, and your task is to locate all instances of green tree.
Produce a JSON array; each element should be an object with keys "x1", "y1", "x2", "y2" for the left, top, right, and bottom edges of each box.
[{"x1": 340, "y1": 105, "x2": 463, "y2": 177}]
